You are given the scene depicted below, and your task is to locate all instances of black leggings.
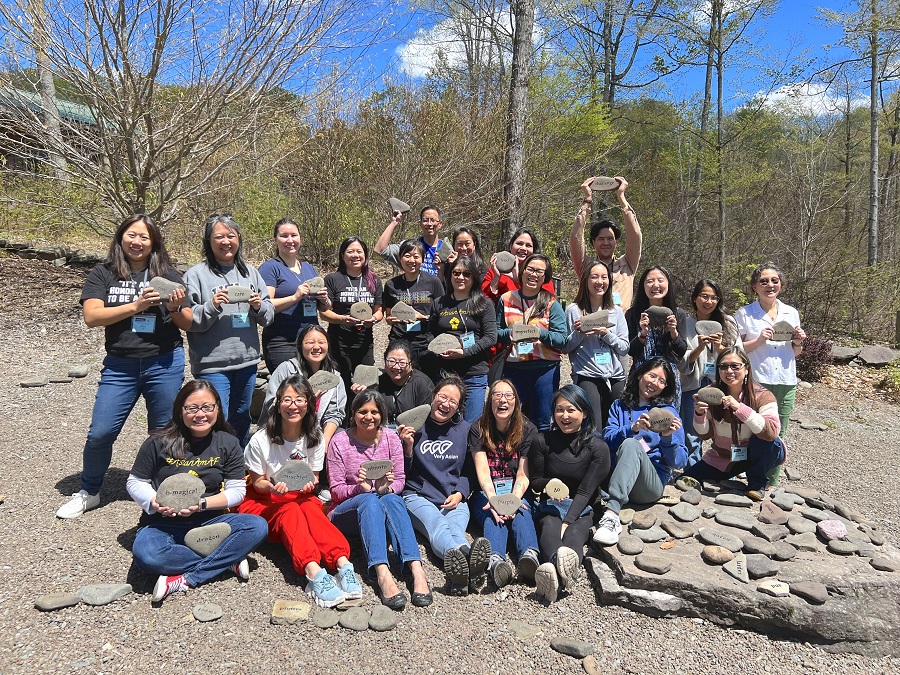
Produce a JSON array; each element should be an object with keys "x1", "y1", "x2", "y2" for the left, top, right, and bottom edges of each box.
[
  {"x1": 536, "y1": 513, "x2": 594, "y2": 564},
  {"x1": 573, "y1": 374, "x2": 624, "y2": 429}
]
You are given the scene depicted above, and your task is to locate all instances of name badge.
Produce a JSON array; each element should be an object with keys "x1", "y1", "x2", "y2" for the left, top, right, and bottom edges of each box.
[
  {"x1": 460, "y1": 331, "x2": 476, "y2": 349},
  {"x1": 302, "y1": 299, "x2": 318, "y2": 317},
  {"x1": 232, "y1": 312, "x2": 251, "y2": 328},
  {"x1": 405, "y1": 320, "x2": 422, "y2": 333},
  {"x1": 612, "y1": 292, "x2": 622, "y2": 306},
  {"x1": 593, "y1": 351, "x2": 612, "y2": 366},
  {"x1": 493, "y1": 478, "x2": 513, "y2": 496},
  {"x1": 517, "y1": 341, "x2": 534, "y2": 356},
  {"x1": 731, "y1": 445, "x2": 748, "y2": 462},
  {"x1": 703, "y1": 362, "x2": 716, "y2": 378},
  {"x1": 131, "y1": 314, "x2": 156, "y2": 333}
]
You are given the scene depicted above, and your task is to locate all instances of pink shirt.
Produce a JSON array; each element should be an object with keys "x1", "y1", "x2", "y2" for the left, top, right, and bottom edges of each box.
[{"x1": 326, "y1": 427, "x2": 406, "y2": 503}]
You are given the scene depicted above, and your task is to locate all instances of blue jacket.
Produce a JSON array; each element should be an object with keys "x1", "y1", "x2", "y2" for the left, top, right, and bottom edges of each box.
[{"x1": 603, "y1": 400, "x2": 688, "y2": 485}]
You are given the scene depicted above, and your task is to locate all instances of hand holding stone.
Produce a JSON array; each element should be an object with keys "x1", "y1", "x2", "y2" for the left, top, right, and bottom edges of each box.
[
  {"x1": 212, "y1": 288, "x2": 229, "y2": 309},
  {"x1": 166, "y1": 287, "x2": 186, "y2": 312},
  {"x1": 248, "y1": 293, "x2": 262, "y2": 311},
  {"x1": 632, "y1": 413, "x2": 651, "y2": 433},
  {"x1": 135, "y1": 286, "x2": 162, "y2": 312}
]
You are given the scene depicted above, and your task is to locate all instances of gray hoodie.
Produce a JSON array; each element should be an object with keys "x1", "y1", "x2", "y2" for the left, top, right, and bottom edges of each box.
[{"x1": 257, "y1": 358, "x2": 346, "y2": 430}]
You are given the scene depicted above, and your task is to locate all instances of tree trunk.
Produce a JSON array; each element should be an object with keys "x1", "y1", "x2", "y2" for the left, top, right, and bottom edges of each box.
[
  {"x1": 714, "y1": 0, "x2": 726, "y2": 277},
  {"x1": 29, "y1": 0, "x2": 66, "y2": 179},
  {"x1": 501, "y1": 0, "x2": 535, "y2": 245},
  {"x1": 868, "y1": 1, "x2": 880, "y2": 266},
  {"x1": 689, "y1": 14, "x2": 716, "y2": 260}
]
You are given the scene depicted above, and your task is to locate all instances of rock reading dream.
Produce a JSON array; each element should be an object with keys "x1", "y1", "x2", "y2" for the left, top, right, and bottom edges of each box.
[
  {"x1": 155, "y1": 474, "x2": 206, "y2": 511},
  {"x1": 590, "y1": 176, "x2": 621, "y2": 191}
]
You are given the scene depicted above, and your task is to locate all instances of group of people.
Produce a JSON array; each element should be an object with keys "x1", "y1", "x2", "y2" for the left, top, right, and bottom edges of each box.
[{"x1": 55, "y1": 176, "x2": 806, "y2": 607}]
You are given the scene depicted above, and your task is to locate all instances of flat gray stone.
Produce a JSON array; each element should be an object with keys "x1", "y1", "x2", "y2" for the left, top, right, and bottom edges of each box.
[
  {"x1": 494, "y1": 251, "x2": 517, "y2": 273},
  {"x1": 697, "y1": 528, "x2": 743, "y2": 553},
  {"x1": 715, "y1": 493, "x2": 754, "y2": 508},
  {"x1": 352, "y1": 364, "x2": 380, "y2": 387},
  {"x1": 618, "y1": 508, "x2": 635, "y2": 525},
  {"x1": 489, "y1": 493, "x2": 522, "y2": 517},
  {"x1": 783, "y1": 465, "x2": 802, "y2": 481},
  {"x1": 701, "y1": 545, "x2": 734, "y2": 565},
  {"x1": 757, "y1": 579, "x2": 790, "y2": 597},
  {"x1": 801, "y1": 507, "x2": 830, "y2": 523},
  {"x1": 20, "y1": 377, "x2": 49, "y2": 388},
  {"x1": 579, "y1": 309, "x2": 616, "y2": 331},
  {"x1": 68, "y1": 365, "x2": 90, "y2": 378},
  {"x1": 862, "y1": 527, "x2": 886, "y2": 546},
  {"x1": 76, "y1": 583, "x2": 132, "y2": 606},
  {"x1": 817, "y1": 519, "x2": 848, "y2": 541},
  {"x1": 661, "y1": 520, "x2": 695, "y2": 539},
  {"x1": 719, "y1": 479, "x2": 748, "y2": 492},
  {"x1": 255, "y1": 377, "x2": 267, "y2": 388},
  {"x1": 746, "y1": 554, "x2": 780, "y2": 579},
  {"x1": 339, "y1": 606, "x2": 369, "y2": 631},
  {"x1": 770, "y1": 320, "x2": 795, "y2": 341},
  {"x1": 695, "y1": 320, "x2": 723, "y2": 336},
  {"x1": 550, "y1": 637, "x2": 594, "y2": 659},
  {"x1": 313, "y1": 609, "x2": 340, "y2": 629},
  {"x1": 830, "y1": 346, "x2": 860, "y2": 363},
  {"x1": 669, "y1": 503, "x2": 700, "y2": 523},
  {"x1": 857, "y1": 544, "x2": 879, "y2": 558},
  {"x1": 750, "y1": 523, "x2": 789, "y2": 542},
  {"x1": 634, "y1": 553, "x2": 672, "y2": 575},
  {"x1": 696, "y1": 386, "x2": 724, "y2": 405},
  {"x1": 759, "y1": 501, "x2": 789, "y2": 525},
  {"x1": 510, "y1": 322, "x2": 541, "y2": 342},
  {"x1": 772, "y1": 492, "x2": 798, "y2": 511},
  {"x1": 427, "y1": 333, "x2": 462, "y2": 354},
  {"x1": 544, "y1": 478, "x2": 570, "y2": 500},
  {"x1": 700, "y1": 482, "x2": 721, "y2": 496},
  {"x1": 787, "y1": 516, "x2": 817, "y2": 535},
  {"x1": 783, "y1": 486, "x2": 821, "y2": 501},
  {"x1": 871, "y1": 556, "x2": 900, "y2": 572},
  {"x1": 786, "y1": 532, "x2": 825, "y2": 553},
  {"x1": 680, "y1": 489, "x2": 702, "y2": 505},
  {"x1": 589, "y1": 175, "x2": 621, "y2": 191},
  {"x1": 634, "y1": 526, "x2": 667, "y2": 543},
  {"x1": 645, "y1": 305, "x2": 672, "y2": 328},
  {"x1": 507, "y1": 620, "x2": 541, "y2": 639},
  {"x1": 306, "y1": 276, "x2": 326, "y2": 294},
  {"x1": 631, "y1": 511, "x2": 658, "y2": 530},
  {"x1": 360, "y1": 459, "x2": 393, "y2": 481},
  {"x1": 192, "y1": 603, "x2": 222, "y2": 622},
  {"x1": 647, "y1": 407, "x2": 676, "y2": 434},
  {"x1": 35, "y1": 592, "x2": 80, "y2": 611},
  {"x1": 271, "y1": 599, "x2": 311, "y2": 625},
  {"x1": 155, "y1": 473, "x2": 206, "y2": 511},
  {"x1": 701, "y1": 506, "x2": 719, "y2": 519},
  {"x1": 272, "y1": 460, "x2": 316, "y2": 491},
  {"x1": 739, "y1": 535, "x2": 777, "y2": 557},
  {"x1": 368, "y1": 605, "x2": 398, "y2": 631},
  {"x1": 390, "y1": 301, "x2": 417, "y2": 323},
  {"x1": 828, "y1": 540, "x2": 858, "y2": 555},
  {"x1": 723, "y1": 554, "x2": 750, "y2": 583},
  {"x1": 308, "y1": 370, "x2": 341, "y2": 391},
  {"x1": 657, "y1": 494, "x2": 680, "y2": 506},
  {"x1": 617, "y1": 535, "x2": 644, "y2": 555},
  {"x1": 49, "y1": 376, "x2": 73, "y2": 384},
  {"x1": 846, "y1": 532, "x2": 872, "y2": 546},
  {"x1": 184, "y1": 522, "x2": 231, "y2": 556},
  {"x1": 771, "y1": 540, "x2": 798, "y2": 561},
  {"x1": 715, "y1": 510, "x2": 756, "y2": 531},
  {"x1": 388, "y1": 197, "x2": 411, "y2": 214},
  {"x1": 858, "y1": 345, "x2": 899, "y2": 367},
  {"x1": 791, "y1": 581, "x2": 828, "y2": 604},
  {"x1": 395, "y1": 404, "x2": 432, "y2": 431},
  {"x1": 349, "y1": 301, "x2": 373, "y2": 321},
  {"x1": 148, "y1": 276, "x2": 185, "y2": 302},
  {"x1": 227, "y1": 285, "x2": 253, "y2": 302}
]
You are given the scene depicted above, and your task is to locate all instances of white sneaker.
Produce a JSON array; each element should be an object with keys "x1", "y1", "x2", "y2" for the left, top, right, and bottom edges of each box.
[
  {"x1": 534, "y1": 562, "x2": 559, "y2": 603},
  {"x1": 555, "y1": 546, "x2": 582, "y2": 589},
  {"x1": 56, "y1": 490, "x2": 100, "y2": 519},
  {"x1": 230, "y1": 559, "x2": 250, "y2": 581},
  {"x1": 592, "y1": 513, "x2": 622, "y2": 546}
]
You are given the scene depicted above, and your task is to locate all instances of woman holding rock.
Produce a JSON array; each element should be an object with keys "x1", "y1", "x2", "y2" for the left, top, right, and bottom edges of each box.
[
  {"x1": 350, "y1": 341, "x2": 434, "y2": 427},
  {"x1": 57, "y1": 214, "x2": 192, "y2": 519},
  {"x1": 683, "y1": 348, "x2": 785, "y2": 501},
  {"x1": 327, "y1": 391, "x2": 433, "y2": 610},
  {"x1": 445, "y1": 225, "x2": 486, "y2": 275},
  {"x1": 126, "y1": 379, "x2": 268, "y2": 602},
  {"x1": 593, "y1": 358, "x2": 687, "y2": 547},
  {"x1": 529, "y1": 385, "x2": 611, "y2": 602},
  {"x1": 468, "y1": 379, "x2": 541, "y2": 588},
  {"x1": 482, "y1": 227, "x2": 556, "y2": 301},
  {"x1": 239, "y1": 375, "x2": 362, "y2": 607},
  {"x1": 184, "y1": 214, "x2": 274, "y2": 447},
  {"x1": 258, "y1": 218, "x2": 331, "y2": 373},
  {"x1": 563, "y1": 259, "x2": 630, "y2": 428}
]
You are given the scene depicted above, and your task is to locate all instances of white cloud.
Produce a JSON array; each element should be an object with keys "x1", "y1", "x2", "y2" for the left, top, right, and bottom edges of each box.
[{"x1": 762, "y1": 82, "x2": 868, "y2": 117}]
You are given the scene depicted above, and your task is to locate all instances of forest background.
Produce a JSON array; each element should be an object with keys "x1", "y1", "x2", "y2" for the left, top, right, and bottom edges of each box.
[{"x1": 1, "y1": 0, "x2": 899, "y2": 342}]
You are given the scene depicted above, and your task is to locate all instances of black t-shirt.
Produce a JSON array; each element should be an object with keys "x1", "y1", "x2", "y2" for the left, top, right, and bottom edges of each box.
[
  {"x1": 130, "y1": 430, "x2": 246, "y2": 525},
  {"x1": 383, "y1": 272, "x2": 444, "y2": 350},
  {"x1": 324, "y1": 272, "x2": 383, "y2": 349},
  {"x1": 468, "y1": 419, "x2": 538, "y2": 481},
  {"x1": 424, "y1": 295, "x2": 497, "y2": 378},
  {"x1": 80, "y1": 264, "x2": 183, "y2": 358},
  {"x1": 376, "y1": 369, "x2": 435, "y2": 425}
]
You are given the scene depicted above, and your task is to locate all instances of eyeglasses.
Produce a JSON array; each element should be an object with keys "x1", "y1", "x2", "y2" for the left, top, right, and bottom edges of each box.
[
  {"x1": 644, "y1": 372, "x2": 667, "y2": 386},
  {"x1": 385, "y1": 358, "x2": 410, "y2": 368},
  {"x1": 452, "y1": 270, "x2": 472, "y2": 278},
  {"x1": 757, "y1": 277, "x2": 781, "y2": 286},
  {"x1": 697, "y1": 293, "x2": 719, "y2": 302},
  {"x1": 435, "y1": 393, "x2": 460, "y2": 408},
  {"x1": 491, "y1": 392, "x2": 516, "y2": 401},
  {"x1": 718, "y1": 363, "x2": 745, "y2": 371},
  {"x1": 421, "y1": 218, "x2": 441, "y2": 224},
  {"x1": 183, "y1": 403, "x2": 217, "y2": 414},
  {"x1": 281, "y1": 396, "x2": 308, "y2": 407},
  {"x1": 523, "y1": 266, "x2": 546, "y2": 276}
]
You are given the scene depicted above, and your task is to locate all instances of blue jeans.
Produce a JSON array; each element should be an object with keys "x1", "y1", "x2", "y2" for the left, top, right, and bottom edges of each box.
[
  {"x1": 683, "y1": 435, "x2": 786, "y2": 492},
  {"x1": 463, "y1": 374, "x2": 488, "y2": 423},
  {"x1": 81, "y1": 347, "x2": 185, "y2": 494},
  {"x1": 131, "y1": 513, "x2": 268, "y2": 587},
  {"x1": 680, "y1": 388, "x2": 703, "y2": 466},
  {"x1": 198, "y1": 365, "x2": 257, "y2": 446},
  {"x1": 329, "y1": 492, "x2": 422, "y2": 572},
  {"x1": 504, "y1": 362, "x2": 560, "y2": 431},
  {"x1": 469, "y1": 490, "x2": 539, "y2": 560},
  {"x1": 402, "y1": 493, "x2": 470, "y2": 559}
]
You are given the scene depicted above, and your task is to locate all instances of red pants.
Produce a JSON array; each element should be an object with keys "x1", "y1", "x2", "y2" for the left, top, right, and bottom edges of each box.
[{"x1": 238, "y1": 489, "x2": 350, "y2": 574}]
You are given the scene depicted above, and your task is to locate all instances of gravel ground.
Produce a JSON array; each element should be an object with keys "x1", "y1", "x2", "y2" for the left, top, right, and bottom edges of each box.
[{"x1": 0, "y1": 255, "x2": 898, "y2": 674}]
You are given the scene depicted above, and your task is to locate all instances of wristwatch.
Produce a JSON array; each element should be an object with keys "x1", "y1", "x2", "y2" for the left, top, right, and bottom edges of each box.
[{"x1": 199, "y1": 497, "x2": 208, "y2": 511}]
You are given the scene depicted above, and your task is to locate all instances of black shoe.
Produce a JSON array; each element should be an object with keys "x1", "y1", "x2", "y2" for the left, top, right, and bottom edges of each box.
[
  {"x1": 516, "y1": 549, "x2": 540, "y2": 583},
  {"x1": 490, "y1": 559, "x2": 514, "y2": 589},
  {"x1": 378, "y1": 585, "x2": 408, "y2": 611},
  {"x1": 444, "y1": 547, "x2": 469, "y2": 594},
  {"x1": 411, "y1": 584, "x2": 434, "y2": 608},
  {"x1": 468, "y1": 537, "x2": 491, "y2": 591}
]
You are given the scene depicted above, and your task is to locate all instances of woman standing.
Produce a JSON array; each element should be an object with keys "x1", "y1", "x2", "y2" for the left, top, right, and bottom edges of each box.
[
  {"x1": 683, "y1": 348, "x2": 785, "y2": 501},
  {"x1": 529, "y1": 385, "x2": 610, "y2": 602},
  {"x1": 328, "y1": 392, "x2": 433, "y2": 610},
  {"x1": 320, "y1": 237, "x2": 383, "y2": 413},
  {"x1": 482, "y1": 227, "x2": 556, "y2": 301},
  {"x1": 564, "y1": 260, "x2": 629, "y2": 428},
  {"x1": 184, "y1": 214, "x2": 274, "y2": 447},
  {"x1": 468, "y1": 379, "x2": 541, "y2": 588},
  {"x1": 126, "y1": 380, "x2": 268, "y2": 602},
  {"x1": 426, "y1": 255, "x2": 497, "y2": 421},
  {"x1": 496, "y1": 253, "x2": 567, "y2": 431},
  {"x1": 593, "y1": 358, "x2": 687, "y2": 547},
  {"x1": 258, "y1": 218, "x2": 331, "y2": 373},
  {"x1": 445, "y1": 225, "x2": 486, "y2": 275},
  {"x1": 240, "y1": 376, "x2": 363, "y2": 607},
  {"x1": 57, "y1": 214, "x2": 192, "y2": 519}
]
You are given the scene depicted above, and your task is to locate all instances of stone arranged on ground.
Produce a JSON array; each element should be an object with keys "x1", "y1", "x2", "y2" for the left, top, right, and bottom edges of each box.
[
  {"x1": 390, "y1": 301, "x2": 417, "y2": 323},
  {"x1": 271, "y1": 599, "x2": 311, "y2": 625},
  {"x1": 634, "y1": 526, "x2": 667, "y2": 543},
  {"x1": 661, "y1": 520, "x2": 694, "y2": 539},
  {"x1": 488, "y1": 493, "x2": 522, "y2": 517},
  {"x1": 870, "y1": 556, "x2": 900, "y2": 572},
  {"x1": 715, "y1": 493, "x2": 753, "y2": 508},
  {"x1": 745, "y1": 554, "x2": 780, "y2": 579},
  {"x1": 863, "y1": 527, "x2": 886, "y2": 546},
  {"x1": 313, "y1": 609, "x2": 340, "y2": 629},
  {"x1": 772, "y1": 492, "x2": 799, "y2": 511},
  {"x1": 184, "y1": 522, "x2": 232, "y2": 557},
  {"x1": 360, "y1": 459, "x2": 393, "y2": 480},
  {"x1": 701, "y1": 506, "x2": 718, "y2": 519},
  {"x1": 739, "y1": 535, "x2": 777, "y2": 557},
  {"x1": 787, "y1": 515, "x2": 816, "y2": 535},
  {"x1": 800, "y1": 507, "x2": 830, "y2": 523},
  {"x1": 680, "y1": 489, "x2": 702, "y2": 505},
  {"x1": 192, "y1": 603, "x2": 222, "y2": 622},
  {"x1": 306, "y1": 276, "x2": 326, "y2": 294},
  {"x1": 715, "y1": 510, "x2": 756, "y2": 531},
  {"x1": 155, "y1": 474, "x2": 206, "y2": 511},
  {"x1": 645, "y1": 305, "x2": 672, "y2": 328},
  {"x1": 35, "y1": 592, "x2": 80, "y2": 611},
  {"x1": 657, "y1": 494, "x2": 679, "y2": 506},
  {"x1": 396, "y1": 403, "x2": 432, "y2": 431},
  {"x1": 272, "y1": 460, "x2": 316, "y2": 492},
  {"x1": 227, "y1": 285, "x2": 253, "y2": 302},
  {"x1": 507, "y1": 620, "x2": 541, "y2": 639},
  {"x1": 858, "y1": 344, "x2": 900, "y2": 367},
  {"x1": 817, "y1": 519, "x2": 848, "y2": 541},
  {"x1": 76, "y1": 584, "x2": 132, "y2": 606},
  {"x1": 757, "y1": 579, "x2": 790, "y2": 597},
  {"x1": 669, "y1": 502, "x2": 700, "y2": 523},
  {"x1": 631, "y1": 511, "x2": 658, "y2": 530},
  {"x1": 494, "y1": 251, "x2": 516, "y2": 273},
  {"x1": 550, "y1": 637, "x2": 594, "y2": 659},
  {"x1": 68, "y1": 365, "x2": 89, "y2": 378},
  {"x1": 827, "y1": 540, "x2": 858, "y2": 555},
  {"x1": 701, "y1": 546, "x2": 734, "y2": 565},
  {"x1": 785, "y1": 532, "x2": 825, "y2": 552},
  {"x1": 388, "y1": 197, "x2": 411, "y2": 214},
  {"x1": 352, "y1": 364, "x2": 380, "y2": 387},
  {"x1": 349, "y1": 301, "x2": 373, "y2": 321},
  {"x1": 790, "y1": 581, "x2": 828, "y2": 604},
  {"x1": 339, "y1": 607, "x2": 369, "y2": 631},
  {"x1": 723, "y1": 554, "x2": 750, "y2": 583},
  {"x1": 308, "y1": 370, "x2": 341, "y2": 391},
  {"x1": 783, "y1": 485, "x2": 821, "y2": 501},
  {"x1": 49, "y1": 376, "x2": 73, "y2": 384},
  {"x1": 647, "y1": 407, "x2": 676, "y2": 434},
  {"x1": 20, "y1": 377, "x2": 49, "y2": 387},
  {"x1": 368, "y1": 605, "x2": 398, "y2": 631},
  {"x1": 618, "y1": 508, "x2": 635, "y2": 525},
  {"x1": 675, "y1": 477, "x2": 699, "y2": 492},
  {"x1": 697, "y1": 528, "x2": 743, "y2": 553},
  {"x1": 544, "y1": 478, "x2": 570, "y2": 500},
  {"x1": 634, "y1": 554, "x2": 671, "y2": 575},
  {"x1": 617, "y1": 535, "x2": 644, "y2": 555},
  {"x1": 148, "y1": 276, "x2": 184, "y2": 302},
  {"x1": 758, "y1": 501, "x2": 789, "y2": 525},
  {"x1": 750, "y1": 524, "x2": 789, "y2": 543}
]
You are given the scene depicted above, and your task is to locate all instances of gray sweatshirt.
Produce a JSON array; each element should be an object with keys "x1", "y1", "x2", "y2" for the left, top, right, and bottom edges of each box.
[
  {"x1": 184, "y1": 261, "x2": 274, "y2": 375},
  {"x1": 563, "y1": 303, "x2": 629, "y2": 380},
  {"x1": 257, "y1": 358, "x2": 346, "y2": 430}
]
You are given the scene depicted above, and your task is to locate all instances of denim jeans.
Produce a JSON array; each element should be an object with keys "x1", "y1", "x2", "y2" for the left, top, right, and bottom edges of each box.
[
  {"x1": 131, "y1": 513, "x2": 268, "y2": 587},
  {"x1": 81, "y1": 347, "x2": 185, "y2": 494},
  {"x1": 402, "y1": 493, "x2": 470, "y2": 559},
  {"x1": 680, "y1": 388, "x2": 703, "y2": 466},
  {"x1": 606, "y1": 438, "x2": 666, "y2": 514},
  {"x1": 198, "y1": 364, "x2": 257, "y2": 447},
  {"x1": 463, "y1": 374, "x2": 488, "y2": 423},
  {"x1": 329, "y1": 492, "x2": 422, "y2": 572},
  {"x1": 504, "y1": 362, "x2": 560, "y2": 431},
  {"x1": 683, "y1": 435, "x2": 786, "y2": 492},
  {"x1": 469, "y1": 490, "x2": 539, "y2": 560}
]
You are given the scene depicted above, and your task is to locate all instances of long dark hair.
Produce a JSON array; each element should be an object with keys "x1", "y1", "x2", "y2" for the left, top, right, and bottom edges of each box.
[
  {"x1": 710, "y1": 347, "x2": 763, "y2": 423},
  {"x1": 549, "y1": 384, "x2": 596, "y2": 453},
  {"x1": 620, "y1": 357, "x2": 678, "y2": 409},
  {"x1": 691, "y1": 278, "x2": 738, "y2": 346},
  {"x1": 630, "y1": 265, "x2": 678, "y2": 316},
  {"x1": 337, "y1": 237, "x2": 377, "y2": 294},
  {"x1": 294, "y1": 324, "x2": 339, "y2": 377},
  {"x1": 153, "y1": 380, "x2": 232, "y2": 459},
  {"x1": 202, "y1": 213, "x2": 249, "y2": 276},
  {"x1": 266, "y1": 375, "x2": 322, "y2": 447},
  {"x1": 574, "y1": 259, "x2": 614, "y2": 313},
  {"x1": 106, "y1": 214, "x2": 176, "y2": 281},
  {"x1": 508, "y1": 226, "x2": 542, "y2": 254},
  {"x1": 445, "y1": 255, "x2": 488, "y2": 316},
  {"x1": 451, "y1": 225, "x2": 485, "y2": 274},
  {"x1": 349, "y1": 390, "x2": 388, "y2": 429},
  {"x1": 477, "y1": 379, "x2": 524, "y2": 458},
  {"x1": 519, "y1": 253, "x2": 555, "y2": 320}
]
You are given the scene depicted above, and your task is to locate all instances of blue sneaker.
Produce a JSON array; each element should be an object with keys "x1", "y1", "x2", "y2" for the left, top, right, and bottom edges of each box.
[
  {"x1": 306, "y1": 569, "x2": 345, "y2": 608},
  {"x1": 335, "y1": 563, "x2": 363, "y2": 600}
]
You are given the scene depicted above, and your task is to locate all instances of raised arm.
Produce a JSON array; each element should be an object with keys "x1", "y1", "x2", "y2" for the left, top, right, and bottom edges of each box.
[
  {"x1": 615, "y1": 177, "x2": 642, "y2": 273},
  {"x1": 569, "y1": 177, "x2": 594, "y2": 278},
  {"x1": 374, "y1": 211, "x2": 403, "y2": 255}
]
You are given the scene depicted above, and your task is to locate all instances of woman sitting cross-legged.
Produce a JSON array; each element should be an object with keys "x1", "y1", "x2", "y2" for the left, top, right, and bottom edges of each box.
[
  {"x1": 682, "y1": 347, "x2": 785, "y2": 501},
  {"x1": 593, "y1": 358, "x2": 688, "y2": 547},
  {"x1": 327, "y1": 391, "x2": 433, "y2": 611},
  {"x1": 126, "y1": 380, "x2": 268, "y2": 602},
  {"x1": 239, "y1": 375, "x2": 363, "y2": 608},
  {"x1": 400, "y1": 375, "x2": 491, "y2": 595}
]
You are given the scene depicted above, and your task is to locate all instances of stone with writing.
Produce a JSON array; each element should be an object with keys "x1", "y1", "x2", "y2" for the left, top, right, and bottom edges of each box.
[
  {"x1": 436, "y1": 239, "x2": 454, "y2": 262},
  {"x1": 701, "y1": 545, "x2": 734, "y2": 565},
  {"x1": 35, "y1": 592, "x2": 80, "y2": 612},
  {"x1": 185, "y1": 522, "x2": 232, "y2": 557},
  {"x1": 697, "y1": 386, "x2": 725, "y2": 406},
  {"x1": 758, "y1": 501, "x2": 789, "y2": 526},
  {"x1": 428, "y1": 333, "x2": 462, "y2": 354},
  {"x1": 396, "y1": 404, "x2": 432, "y2": 431},
  {"x1": 272, "y1": 460, "x2": 316, "y2": 492},
  {"x1": 697, "y1": 527, "x2": 743, "y2": 553},
  {"x1": 770, "y1": 320, "x2": 795, "y2": 342},
  {"x1": 391, "y1": 301, "x2": 418, "y2": 324},
  {"x1": 155, "y1": 473, "x2": 206, "y2": 511},
  {"x1": 308, "y1": 370, "x2": 341, "y2": 392},
  {"x1": 149, "y1": 276, "x2": 185, "y2": 303},
  {"x1": 634, "y1": 553, "x2": 672, "y2": 575},
  {"x1": 388, "y1": 197, "x2": 411, "y2": 214},
  {"x1": 349, "y1": 301, "x2": 373, "y2": 321},
  {"x1": 360, "y1": 459, "x2": 394, "y2": 481},
  {"x1": 645, "y1": 305, "x2": 673, "y2": 328},
  {"x1": 227, "y1": 285, "x2": 253, "y2": 302},
  {"x1": 695, "y1": 320, "x2": 723, "y2": 336},
  {"x1": 723, "y1": 553, "x2": 750, "y2": 583},
  {"x1": 489, "y1": 493, "x2": 522, "y2": 517},
  {"x1": 306, "y1": 276, "x2": 326, "y2": 294},
  {"x1": 271, "y1": 599, "x2": 311, "y2": 625},
  {"x1": 544, "y1": 478, "x2": 569, "y2": 500},
  {"x1": 511, "y1": 322, "x2": 541, "y2": 342},
  {"x1": 352, "y1": 364, "x2": 380, "y2": 388},
  {"x1": 757, "y1": 579, "x2": 790, "y2": 597},
  {"x1": 494, "y1": 251, "x2": 517, "y2": 273},
  {"x1": 590, "y1": 176, "x2": 621, "y2": 191},
  {"x1": 647, "y1": 407, "x2": 676, "y2": 434},
  {"x1": 580, "y1": 310, "x2": 616, "y2": 332},
  {"x1": 193, "y1": 603, "x2": 223, "y2": 622}
]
